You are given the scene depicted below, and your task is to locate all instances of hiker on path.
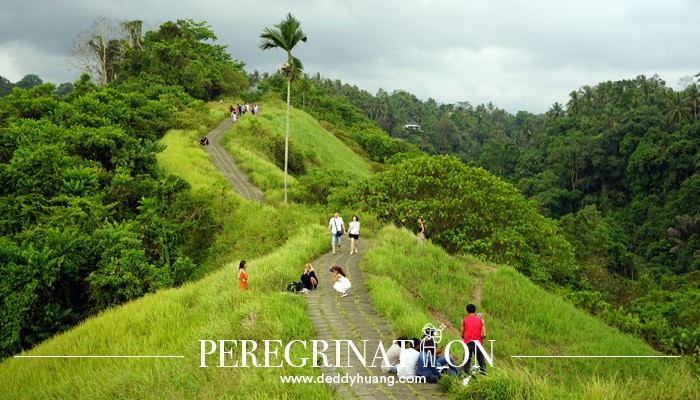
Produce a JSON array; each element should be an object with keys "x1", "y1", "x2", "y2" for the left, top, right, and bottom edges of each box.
[
  {"x1": 327, "y1": 211, "x2": 346, "y2": 255},
  {"x1": 238, "y1": 260, "x2": 249, "y2": 291},
  {"x1": 461, "y1": 304, "x2": 487, "y2": 373},
  {"x1": 330, "y1": 265, "x2": 351, "y2": 297},
  {"x1": 348, "y1": 215, "x2": 360, "y2": 254}
]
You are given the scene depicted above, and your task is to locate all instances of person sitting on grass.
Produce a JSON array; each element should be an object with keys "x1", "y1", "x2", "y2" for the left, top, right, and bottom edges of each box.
[
  {"x1": 330, "y1": 265, "x2": 351, "y2": 298},
  {"x1": 381, "y1": 336, "x2": 408, "y2": 374},
  {"x1": 396, "y1": 338, "x2": 421, "y2": 378},
  {"x1": 301, "y1": 263, "x2": 318, "y2": 290}
]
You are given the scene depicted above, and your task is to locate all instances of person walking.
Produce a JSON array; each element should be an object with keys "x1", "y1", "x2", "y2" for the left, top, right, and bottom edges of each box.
[
  {"x1": 327, "y1": 211, "x2": 346, "y2": 255},
  {"x1": 348, "y1": 215, "x2": 360, "y2": 254},
  {"x1": 461, "y1": 304, "x2": 487, "y2": 373}
]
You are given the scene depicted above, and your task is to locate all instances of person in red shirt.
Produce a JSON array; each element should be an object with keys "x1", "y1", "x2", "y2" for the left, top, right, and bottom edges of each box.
[{"x1": 460, "y1": 303, "x2": 486, "y2": 373}]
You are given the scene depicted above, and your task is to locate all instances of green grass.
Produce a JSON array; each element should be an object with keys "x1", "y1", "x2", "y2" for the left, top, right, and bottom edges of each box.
[
  {"x1": 0, "y1": 227, "x2": 332, "y2": 399},
  {"x1": 4, "y1": 98, "x2": 698, "y2": 399},
  {"x1": 0, "y1": 110, "x2": 341, "y2": 398},
  {"x1": 158, "y1": 128, "x2": 231, "y2": 191},
  {"x1": 362, "y1": 226, "x2": 700, "y2": 399},
  {"x1": 260, "y1": 99, "x2": 372, "y2": 178},
  {"x1": 221, "y1": 99, "x2": 372, "y2": 199}
]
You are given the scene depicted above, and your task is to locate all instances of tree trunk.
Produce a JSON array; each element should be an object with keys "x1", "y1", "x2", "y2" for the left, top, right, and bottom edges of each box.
[{"x1": 285, "y1": 77, "x2": 291, "y2": 204}]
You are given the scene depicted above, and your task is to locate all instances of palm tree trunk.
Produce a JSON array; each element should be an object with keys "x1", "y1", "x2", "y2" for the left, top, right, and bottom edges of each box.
[{"x1": 284, "y1": 77, "x2": 291, "y2": 204}]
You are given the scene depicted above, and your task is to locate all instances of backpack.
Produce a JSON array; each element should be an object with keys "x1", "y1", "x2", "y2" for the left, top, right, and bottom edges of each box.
[{"x1": 287, "y1": 282, "x2": 304, "y2": 293}]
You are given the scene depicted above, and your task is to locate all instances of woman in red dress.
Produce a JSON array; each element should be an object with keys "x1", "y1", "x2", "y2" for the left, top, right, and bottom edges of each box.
[{"x1": 238, "y1": 260, "x2": 249, "y2": 291}]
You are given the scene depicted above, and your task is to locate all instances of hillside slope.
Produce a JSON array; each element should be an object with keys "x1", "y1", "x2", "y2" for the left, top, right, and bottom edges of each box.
[
  {"x1": 2, "y1": 100, "x2": 697, "y2": 400},
  {"x1": 362, "y1": 226, "x2": 699, "y2": 399}
]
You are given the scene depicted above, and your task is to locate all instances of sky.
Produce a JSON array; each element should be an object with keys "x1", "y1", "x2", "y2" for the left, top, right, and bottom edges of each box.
[{"x1": 1, "y1": 0, "x2": 699, "y2": 114}]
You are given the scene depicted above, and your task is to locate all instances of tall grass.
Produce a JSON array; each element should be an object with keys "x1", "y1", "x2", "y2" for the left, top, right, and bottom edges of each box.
[
  {"x1": 0, "y1": 112, "x2": 341, "y2": 398},
  {"x1": 157, "y1": 126, "x2": 321, "y2": 273},
  {"x1": 362, "y1": 226, "x2": 699, "y2": 399},
  {"x1": 0, "y1": 228, "x2": 334, "y2": 399},
  {"x1": 258, "y1": 99, "x2": 372, "y2": 179}
]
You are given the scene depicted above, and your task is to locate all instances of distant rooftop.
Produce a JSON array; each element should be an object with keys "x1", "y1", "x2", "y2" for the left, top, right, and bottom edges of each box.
[{"x1": 404, "y1": 122, "x2": 421, "y2": 131}]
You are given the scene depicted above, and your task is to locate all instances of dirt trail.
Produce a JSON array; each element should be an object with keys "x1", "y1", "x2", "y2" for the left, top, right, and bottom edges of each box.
[
  {"x1": 205, "y1": 119, "x2": 442, "y2": 397},
  {"x1": 304, "y1": 243, "x2": 444, "y2": 399},
  {"x1": 203, "y1": 118, "x2": 263, "y2": 202}
]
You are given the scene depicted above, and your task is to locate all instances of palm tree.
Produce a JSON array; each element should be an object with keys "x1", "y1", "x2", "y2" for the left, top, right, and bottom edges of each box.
[
  {"x1": 666, "y1": 91, "x2": 690, "y2": 128},
  {"x1": 259, "y1": 13, "x2": 307, "y2": 204},
  {"x1": 685, "y1": 83, "x2": 699, "y2": 122},
  {"x1": 667, "y1": 214, "x2": 700, "y2": 255},
  {"x1": 567, "y1": 91, "x2": 581, "y2": 115},
  {"x1": 546, "y1": 102, "x2": 565, "y2": 123}
]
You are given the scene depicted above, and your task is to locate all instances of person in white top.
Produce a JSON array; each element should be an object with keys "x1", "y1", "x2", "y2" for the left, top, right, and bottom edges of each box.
[
  {"x1": 396, "y1": 338, "x2": 420, "y2": 378},
  {"x1": 381, "y1": 336, "x2": 408, "y2": 373},
  {"x1": 326, "y1": 211, "x2": 346, "y2": 255},
  {"x1": 330, "y1": 265, "x2": 351, "y2": 298},
  {"x1": 348, "y1": 215, "x2": 360, "y2": 254}
]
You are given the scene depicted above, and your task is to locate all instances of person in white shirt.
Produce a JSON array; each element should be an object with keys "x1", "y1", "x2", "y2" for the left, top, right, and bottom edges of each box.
[
  {"x1": 330, "y1": 265, "x2": 351, "y2": 298},
  {"x1": 326, "y1": 211, "x2": 346, "y2": 255},
  {"x1": 348, "y1": 215, "x2": 360, "y2": 254},
  {"x1": 381, "y1": 336, "x2": 408, "y2": 374},
  {"x1": 396, "y1": 338, "x2": 421, "y2": 378}
]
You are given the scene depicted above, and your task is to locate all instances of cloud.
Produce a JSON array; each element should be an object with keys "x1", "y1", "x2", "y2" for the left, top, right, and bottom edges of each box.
[{"x1": 1, "y1": 0, "x2": 699, "y2": 113}]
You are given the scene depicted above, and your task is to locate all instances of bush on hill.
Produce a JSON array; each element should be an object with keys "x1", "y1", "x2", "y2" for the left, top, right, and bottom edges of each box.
[{"x1": 331, "y1": 155, "x2": 578, "y2": 285}]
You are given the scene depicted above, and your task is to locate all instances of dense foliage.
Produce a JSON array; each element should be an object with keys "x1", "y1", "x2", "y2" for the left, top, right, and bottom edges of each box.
[
  {"x1": 0, "y1": 74, "x2": 74, "y2": 98},
  {"x1": 0, "y1": 73, "x2": 217, "y2": 357},
  {"x1": 306, "y1": 73, "x2": 700, "y2": 367},
  {"x1": 115, "y1": 19, "x2": 248, "y2": 101},
  {"x1": 330, "y1": 155, "x2": 578, "y2": 285}
]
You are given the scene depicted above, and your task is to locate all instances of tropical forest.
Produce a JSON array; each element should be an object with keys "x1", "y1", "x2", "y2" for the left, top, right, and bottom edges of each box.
[{"x1": 0, "y1": 16, "x2": 698, "y2": 400}]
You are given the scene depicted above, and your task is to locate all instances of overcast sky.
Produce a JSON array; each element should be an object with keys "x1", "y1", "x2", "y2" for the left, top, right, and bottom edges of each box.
[{"x1": 1, "y1": 0, "x2": 699, "y2": 113}]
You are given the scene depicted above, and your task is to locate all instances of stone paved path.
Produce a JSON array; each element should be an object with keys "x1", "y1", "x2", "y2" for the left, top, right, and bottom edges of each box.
[
  {"x1": 305, "y1": 243, "x2": 444, "y2": 399},
  {"x1": 205, "y1": 118, "x2": 443, "y2": 398},
  {"x1": 203, "y1": 118, "x2": 263, "y2": 202}
]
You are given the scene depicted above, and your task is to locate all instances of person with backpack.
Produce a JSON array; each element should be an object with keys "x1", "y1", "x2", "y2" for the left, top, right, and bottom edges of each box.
[
  {"x1": 301, "y1": 263, "x2": 318, "y2": 290},
  {"x1": 330, "y1": 265, "x2": 351, "y2": 297}
]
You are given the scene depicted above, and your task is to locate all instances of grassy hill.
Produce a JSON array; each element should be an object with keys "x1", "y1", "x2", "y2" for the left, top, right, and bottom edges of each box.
[
  {"x1": 362, "y1": 227, "x2": 699, "y2": 399},
  {"x1": 214, "y1": 99, "x2": 373, "y2": 205},
  {"x1": 1, "y1": 101, "x2": 697, "y2": 399}
]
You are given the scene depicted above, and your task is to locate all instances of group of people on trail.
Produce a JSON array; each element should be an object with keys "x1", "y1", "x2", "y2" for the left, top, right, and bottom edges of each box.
[
  {"x1": 326, "y1": 211, "x2": 360, "y2": 255},
  {"x1": 237, "y1": 210, "x2": 487, "y2": 383},
  {"x1": 291, "y1": 262, "x2": 350, "y2": 298},
  {"x1": 239, "y1": 211, "x2": 428, "y2": 298},
  {"x1": 229, "y1": 103, "x2": 260, "y2": 122},
  {"x1": 381, "y1": 304, "x2": 487, "y2": 384},
  {"x1": 199, "y1": 136, "x2": 210, "y2": 146}
]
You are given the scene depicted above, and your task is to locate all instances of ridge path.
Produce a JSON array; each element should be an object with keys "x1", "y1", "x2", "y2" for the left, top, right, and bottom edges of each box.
[
  {"x1": 203, "y1": 117, "x2": 443, "y2": 398},
  {"x1": 304, "y1": 242, "x2": 444, "y2": 399},
  {"x1": 203, "y1": 118, "x2": 263, "y2": 202}
]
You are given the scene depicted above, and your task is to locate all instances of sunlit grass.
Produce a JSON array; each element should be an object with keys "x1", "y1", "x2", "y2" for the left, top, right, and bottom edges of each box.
[
  {"x1": 0, "y1": 227, "x2": 332, "y2": 399},
  {"x1": 363, "y1": 226, "x2": 699, "y2": 399},
  {"x1": 4, "y1": 98, "x2": 697, "y2": 399},
  {"x1": 157, "y1": 128, "x2": 230, "y2": 191}
]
